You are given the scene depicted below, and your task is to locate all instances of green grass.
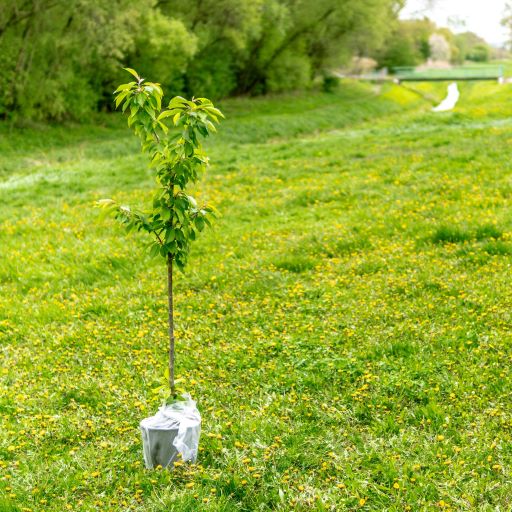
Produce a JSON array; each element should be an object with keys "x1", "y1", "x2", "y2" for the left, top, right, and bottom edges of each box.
[{"x1": 1, "y1": 80, "x2": 512, "y2": 511}]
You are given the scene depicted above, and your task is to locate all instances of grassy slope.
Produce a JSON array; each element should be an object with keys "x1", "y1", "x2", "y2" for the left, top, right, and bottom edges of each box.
[{"x1": 1, "y1": 80, "x2": 512, "y2": 511}]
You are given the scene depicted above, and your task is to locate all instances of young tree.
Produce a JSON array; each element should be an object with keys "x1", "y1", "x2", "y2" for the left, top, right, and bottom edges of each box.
[{"x1": 99, "y1": 68, "x2": 223, "y2": 397}]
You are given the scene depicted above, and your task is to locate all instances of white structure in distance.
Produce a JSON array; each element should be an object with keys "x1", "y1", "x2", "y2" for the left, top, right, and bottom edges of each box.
[{"x1": 432, "y1": 82, "x2": 460, "y2": 112}]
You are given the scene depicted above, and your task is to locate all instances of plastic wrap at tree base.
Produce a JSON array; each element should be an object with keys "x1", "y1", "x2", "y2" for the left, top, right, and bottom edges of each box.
[{"x1": 140, "y1": 394, "x2": 201, "y2": 469}]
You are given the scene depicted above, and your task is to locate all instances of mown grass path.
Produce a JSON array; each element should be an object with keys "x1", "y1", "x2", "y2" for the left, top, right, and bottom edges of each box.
[{"x1": 1, "y1": 81, "x2": 511, "y2": 511}]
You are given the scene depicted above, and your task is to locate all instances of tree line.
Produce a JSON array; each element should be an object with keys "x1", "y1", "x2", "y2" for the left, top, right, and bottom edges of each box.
[
  {"x1": 376, "y1": 18, "x2": 497, "y2": 70},
  {"x1": 1, "y1": 0, "x2": 402, "y2": 121}
]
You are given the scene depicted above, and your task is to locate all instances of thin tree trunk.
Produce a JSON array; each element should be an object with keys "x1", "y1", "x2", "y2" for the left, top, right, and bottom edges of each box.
[{"x1": 167, "y1": 254, "x2": 176, "y2": 397}]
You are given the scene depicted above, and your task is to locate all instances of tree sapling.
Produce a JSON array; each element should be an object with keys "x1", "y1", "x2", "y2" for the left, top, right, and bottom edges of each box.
[{"x1": 98, "y1": 68, "x2": 223, "y2": 467}]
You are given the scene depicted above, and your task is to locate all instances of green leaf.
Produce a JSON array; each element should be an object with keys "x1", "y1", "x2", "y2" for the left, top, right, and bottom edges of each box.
[
  {"x1": 150, "y1": 82, "x2": 163, "y2": 97},
  {"x1": 157, "y1": 110, "x2": 174, "y2": 121},
  {"x1": 153, "y1": 121, "x2": 166, "y2": 135},
  {"x1": 168, "y1": 96, "x2": 188, "y2": 108},
  {"x1": 168, "y1": 241, "x2": 178, "y2": 254},
  {"x1": 175, "y1": 208, "x2": 185, "y2": 224},
  {"x1": 195, "y1": 216, "x2": 205, "y2": 231},
  {"x1": 122, "y1": 98, "x2": 132, "y2": 113},
  {"x1": 205, "y1": 120, "x2": 217, "y2": 133},
  {"x1": 165, "y1": 228, "x2": 176, "y2": 243},
  {"x1": 152, "y1": 385, "x2": 166, "y2": 395},
  {"x1": 205, "y1": 112, "x2": 218, "y2": 123},
  {"x1": 114, "y1": 82, "x2": 134, "y2": 93},
  {"x1": 197, "y1": 124, "x2": 208, "y2": 137},
  {"x1": 143, "y1": 104, "x2": 155, "y2": 119},
  {"x1": 205, "y1": 106, "x2": 225, "y2": 119},
  {"x1": 149, "y1": 244, "x2": 161, "y2": 258},
  {"x1": 175, "y1": 228, "x2": 185, "y2": 241},
  {"x1": 115, "y1": 90, "x2": 131, "y2": 108},
  {"x1": 124, "y1": 68, "x2": 140, "y2": 80}
]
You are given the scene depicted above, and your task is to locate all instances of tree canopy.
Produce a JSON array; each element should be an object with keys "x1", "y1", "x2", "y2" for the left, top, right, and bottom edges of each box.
[
  {"x1": 454, "y1": 32, "x2": 491, "y2": 63},
  {"x1": 0, "y1": 0, "x2": 403, "y2": 120},
  {"x1": 372, "y1": 18, "x2": 492, "y2": 69},
  {"x1": 374, "y1": 18, "x2": 435, "y2": 69}
]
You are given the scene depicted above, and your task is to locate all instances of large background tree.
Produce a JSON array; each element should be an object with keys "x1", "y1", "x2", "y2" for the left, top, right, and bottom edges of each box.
[
  {"x1": 374, "y1": 18, "x2": 435, "y2": 69},
  {"x1": 454, "y1": 32, "x2": 491, "y2": 63},
  {"x1": 233, "y1": 0, "x2": 403, "y2": 95},
  {"x1": 0, "y1": 0, "x2": 403, "y2": 120},
  {"x1": 0, "y1": 0, "x2": 152, "y2": 119}
]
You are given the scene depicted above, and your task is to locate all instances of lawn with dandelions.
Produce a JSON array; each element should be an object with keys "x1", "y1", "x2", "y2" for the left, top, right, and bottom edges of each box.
[{"x1": 0, "y1": 80, "x2": 511, "y2": 511}]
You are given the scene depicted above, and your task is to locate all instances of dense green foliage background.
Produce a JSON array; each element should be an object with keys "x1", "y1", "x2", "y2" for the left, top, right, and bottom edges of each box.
[{"x1": 0, "y1": 0, "x2": 402, "y2": 120}]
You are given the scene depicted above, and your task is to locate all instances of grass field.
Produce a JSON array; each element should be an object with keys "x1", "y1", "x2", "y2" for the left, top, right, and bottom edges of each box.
[{"x1": 1, "y1": 80, "x2": 512, "y2": 511}]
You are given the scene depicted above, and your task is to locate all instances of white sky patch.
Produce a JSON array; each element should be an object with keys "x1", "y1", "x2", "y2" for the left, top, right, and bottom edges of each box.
[{"x1": 401, "y1": 0, "x2": 509, "y2": 47}]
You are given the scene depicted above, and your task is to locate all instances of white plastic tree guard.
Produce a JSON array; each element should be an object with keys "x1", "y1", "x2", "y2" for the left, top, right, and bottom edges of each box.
[{"x1": 140, "y1": 394, "x2": 201, "y2": 469}]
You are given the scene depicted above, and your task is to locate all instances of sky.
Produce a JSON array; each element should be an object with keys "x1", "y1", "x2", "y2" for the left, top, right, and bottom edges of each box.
[{"x1": 400, "y1": 0, "x2": 510, "y2": 47}]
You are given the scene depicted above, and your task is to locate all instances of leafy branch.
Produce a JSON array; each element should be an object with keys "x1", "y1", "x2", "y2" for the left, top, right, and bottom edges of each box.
[{"x1": 98, "y1": 67, "x2": 223, "y2": 270}]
